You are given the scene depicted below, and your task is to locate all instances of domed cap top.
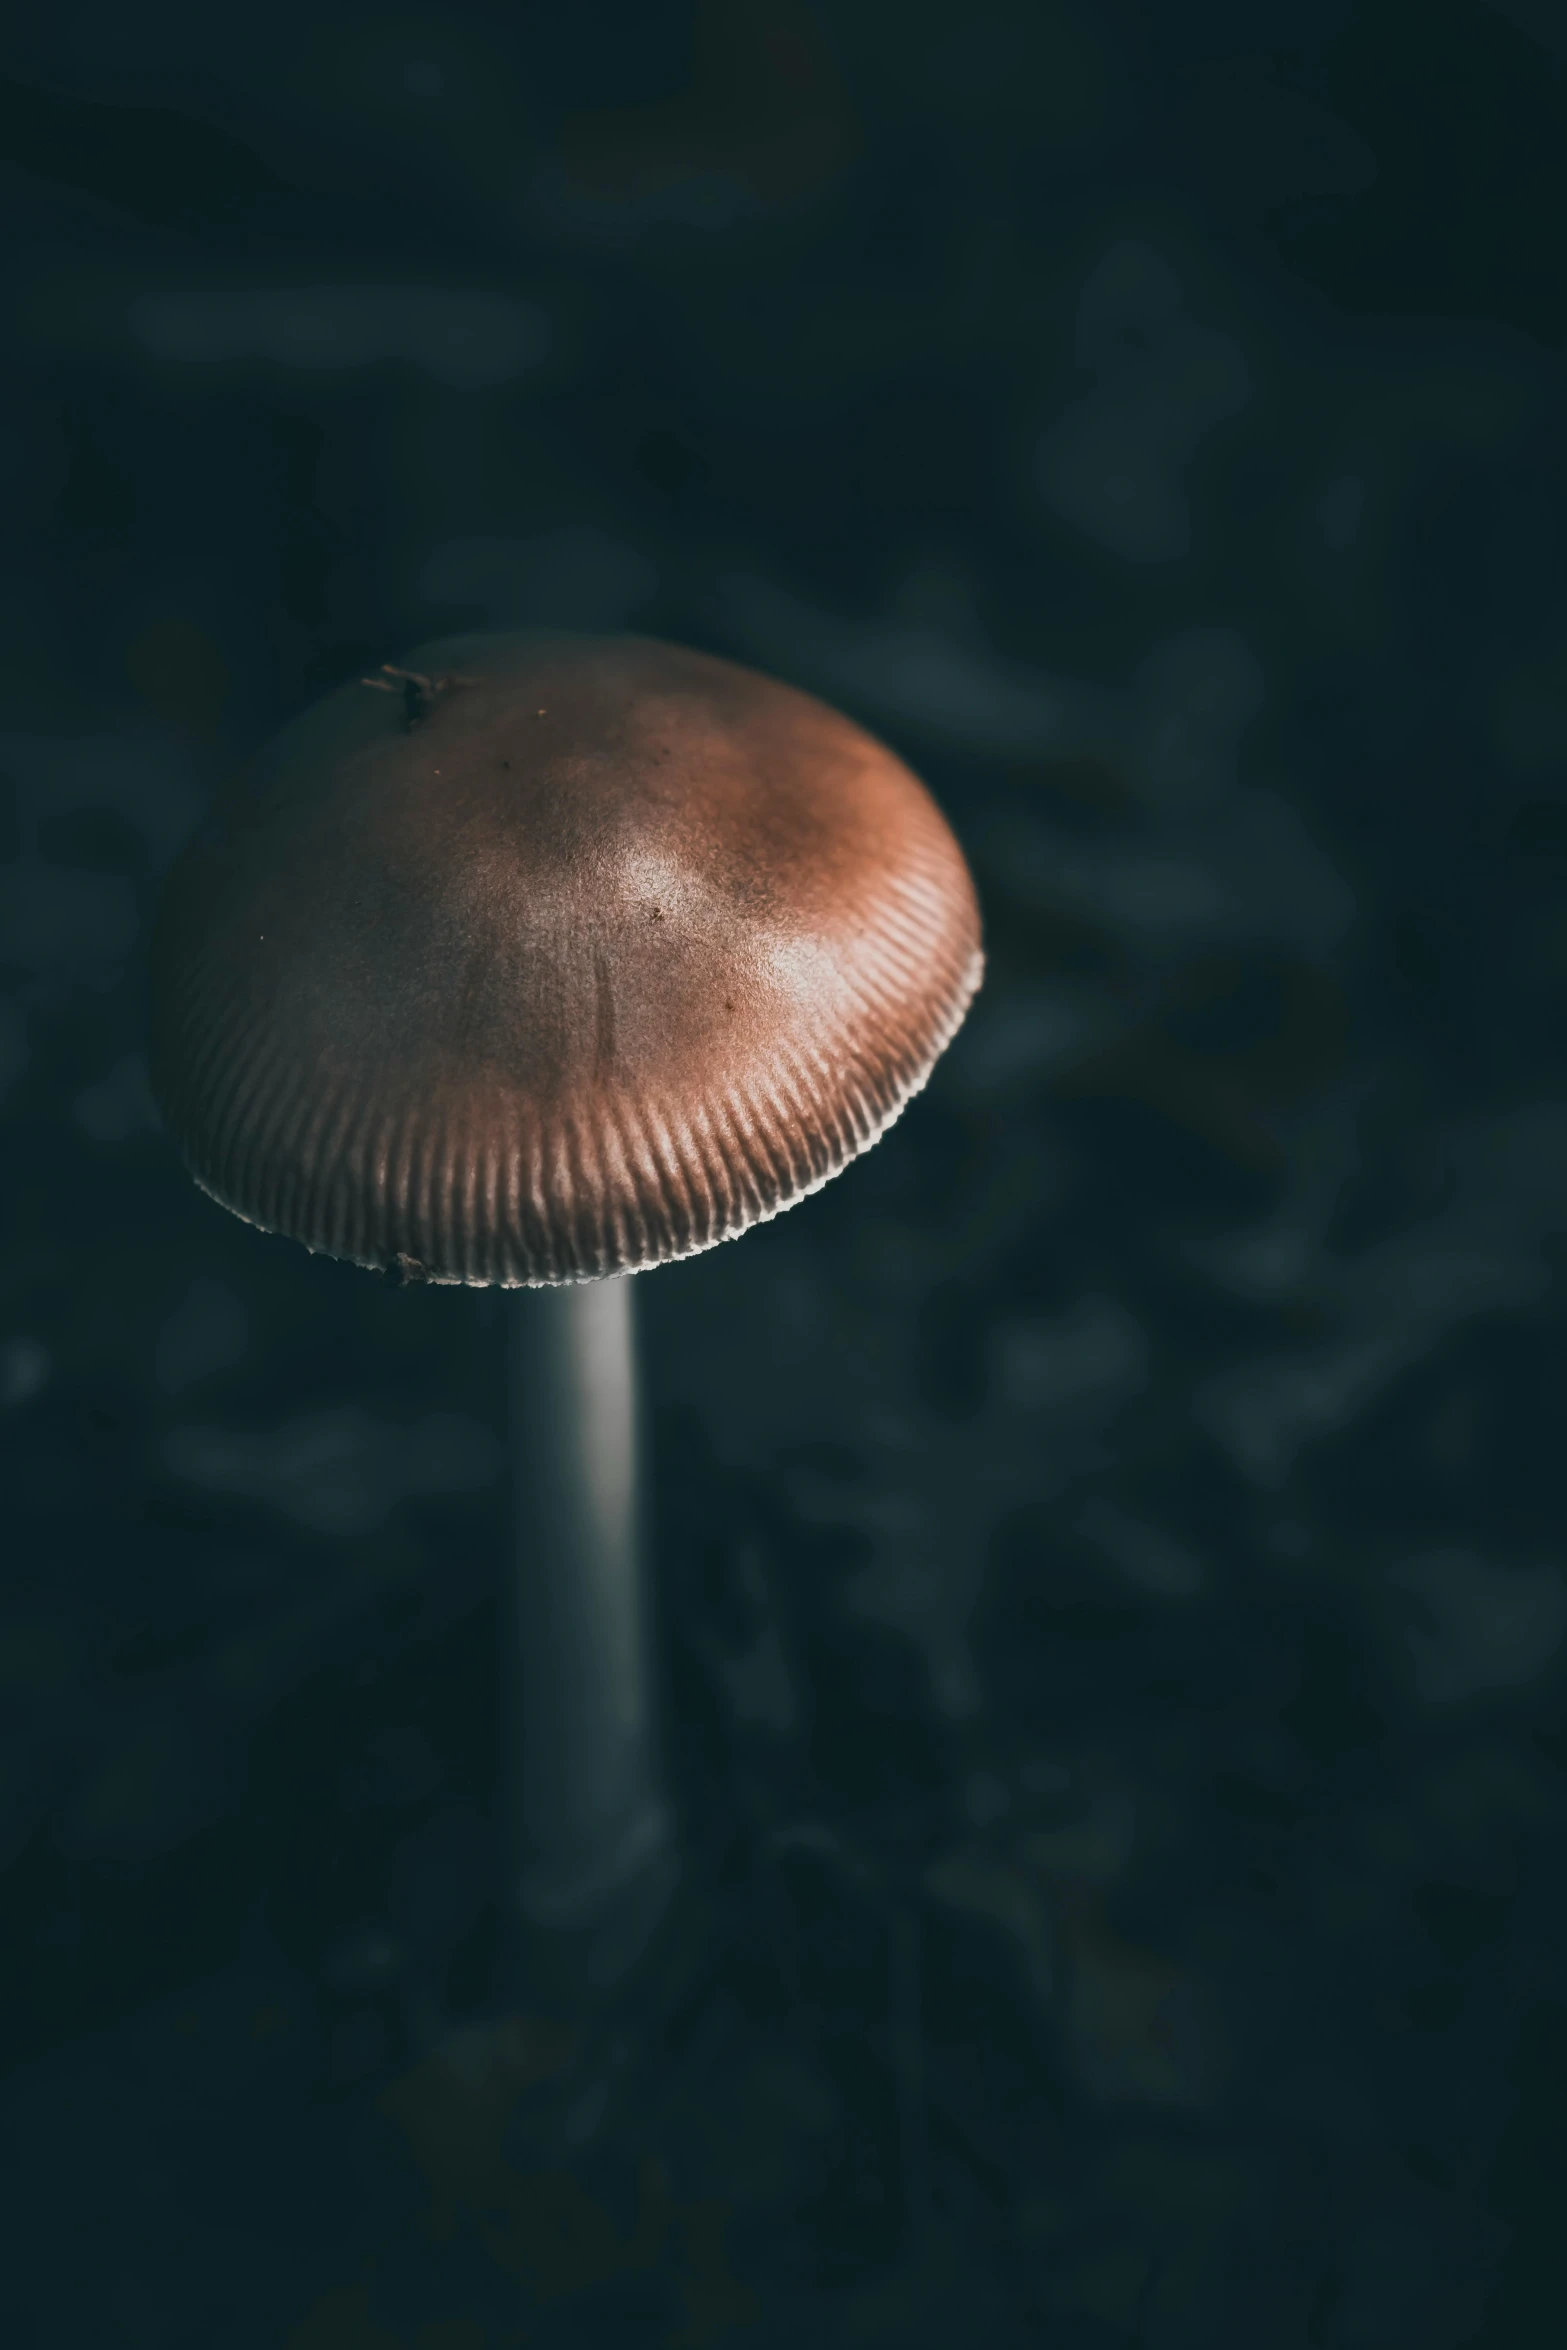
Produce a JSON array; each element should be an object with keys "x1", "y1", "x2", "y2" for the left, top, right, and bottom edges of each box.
[{"x1": 148, "y1": 632, "x2": 983, "y2": 1283}]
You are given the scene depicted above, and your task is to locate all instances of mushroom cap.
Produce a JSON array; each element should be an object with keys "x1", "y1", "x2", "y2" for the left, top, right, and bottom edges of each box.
[{"x1": 147, "y1": 632, "x2": 983, "y2": 1285}]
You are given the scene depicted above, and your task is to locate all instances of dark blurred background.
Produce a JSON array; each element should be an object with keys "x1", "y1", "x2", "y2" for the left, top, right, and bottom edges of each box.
[{"x1": 3, "y1": 2, "x2": 1567, "y2": 2343}]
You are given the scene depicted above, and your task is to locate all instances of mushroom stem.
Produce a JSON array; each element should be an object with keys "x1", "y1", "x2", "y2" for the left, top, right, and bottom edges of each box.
[{"x1": 507, "y1": 1275, "x2": 675, "y2": 1997}]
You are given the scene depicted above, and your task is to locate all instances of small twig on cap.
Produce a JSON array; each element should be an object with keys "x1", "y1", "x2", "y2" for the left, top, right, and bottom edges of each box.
[{"x1": 360, "y1": 664, "x2": 481, "y2": 732}]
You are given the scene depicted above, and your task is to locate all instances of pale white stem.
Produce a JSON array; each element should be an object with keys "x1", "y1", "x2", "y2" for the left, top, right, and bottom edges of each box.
[{"x1": 508, "y1": 1276, "x2": 674, "y2": 1987}]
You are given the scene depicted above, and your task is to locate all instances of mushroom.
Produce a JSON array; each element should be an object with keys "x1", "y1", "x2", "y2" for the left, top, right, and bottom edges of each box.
[{"x1": 146, "y1": 631, "x2": 982, "y2": 2003}]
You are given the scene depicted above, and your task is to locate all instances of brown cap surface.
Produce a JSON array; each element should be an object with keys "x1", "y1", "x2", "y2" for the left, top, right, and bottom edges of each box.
[{"x1": 147, "y1": 632, "x2": 983, "y2": 1284}]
